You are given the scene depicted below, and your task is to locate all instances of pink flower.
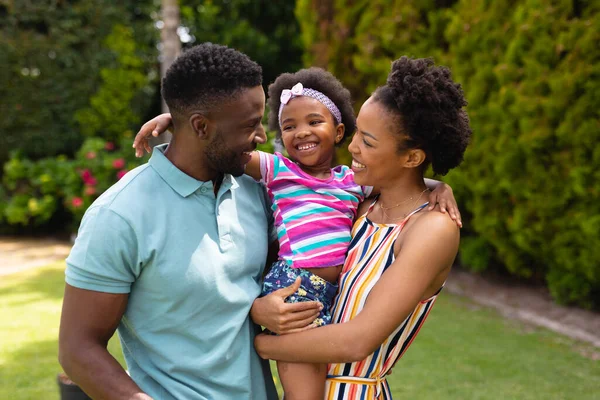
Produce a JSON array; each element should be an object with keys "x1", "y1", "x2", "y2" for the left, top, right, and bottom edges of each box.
[
  {"x1": 80, "y1": 169, "x2": 97, "y2": 186},
  {"x1": 84, "y1": 185, "x2": 96, "y2": 196},
  {"x1": 112, "y1": 158, "x2": 126, "y2": 169},
  {"x1": 116, "y1": 169, "x2": 128, "y2": 180},
  {"x1": 86, "y1": 151, "x2": 97, "y2": 159},
  {"x1": 71, "y1": 197, "x2": 84, "y2": 208},
  {"x1": 105, "y1": 142, "x2": 115, "y2": 151}
]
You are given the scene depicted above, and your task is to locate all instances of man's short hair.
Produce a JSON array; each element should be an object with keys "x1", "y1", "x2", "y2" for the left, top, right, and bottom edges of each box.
[{"x1": 161, "y1": 43, "x2": 262, "y2": 116}]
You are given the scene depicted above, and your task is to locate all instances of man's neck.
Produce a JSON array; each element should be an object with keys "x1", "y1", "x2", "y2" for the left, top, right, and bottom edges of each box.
[{"x1": 164, "y1": 137, "x2": 217, "y2": 183}]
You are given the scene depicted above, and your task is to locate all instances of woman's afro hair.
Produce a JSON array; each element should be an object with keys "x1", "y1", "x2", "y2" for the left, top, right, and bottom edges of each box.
[
  {"x1": 374, "y1": 57, "x2": 472, "y2": 175},
  {"x1": 267, "y1": 67, "x2": 355, "y2": 145}
]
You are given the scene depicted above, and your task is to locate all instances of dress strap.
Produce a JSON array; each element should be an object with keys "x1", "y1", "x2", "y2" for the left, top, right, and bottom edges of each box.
[
  {"x1": 406, "y1": 202, "x2": 429, "y2": 218},
  {"x1": 359, "y1": 195, "x2": 380, "y2": 218},
  {"x1": 394, "y1": 201, "x2": 430, "y2": 229}
]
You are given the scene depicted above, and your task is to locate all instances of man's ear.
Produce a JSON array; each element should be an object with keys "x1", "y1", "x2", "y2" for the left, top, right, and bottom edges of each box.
[{"x1": 190, "y1": 113, "x2": 211, "y2": 139}]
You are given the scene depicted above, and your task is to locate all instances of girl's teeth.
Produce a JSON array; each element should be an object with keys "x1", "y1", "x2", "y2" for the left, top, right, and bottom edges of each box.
[{"x1": 297, "y1": 143, "x2": 317, "y2": 150}]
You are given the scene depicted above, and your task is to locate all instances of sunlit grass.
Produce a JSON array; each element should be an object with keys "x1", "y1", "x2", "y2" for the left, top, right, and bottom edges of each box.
[
  {"x1": 0, "y1": 263, "x2": 122, "y2": 400},
  {"x1": 1, "y1": 263, "x2": 598, "y2": 399}
]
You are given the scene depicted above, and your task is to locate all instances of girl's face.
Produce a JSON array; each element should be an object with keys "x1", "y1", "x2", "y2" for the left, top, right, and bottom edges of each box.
[
  {"x1": 279, "y1": 96, "x2": 344, "y2": 169},
  {"x1": 348, "y1": 97, "x2": 409, "y2": 187}
]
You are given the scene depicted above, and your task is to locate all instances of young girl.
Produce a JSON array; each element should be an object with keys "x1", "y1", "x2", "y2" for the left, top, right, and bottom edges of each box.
[{"x1": 133, "y1": 67, "x2": 460, "y2": 399}]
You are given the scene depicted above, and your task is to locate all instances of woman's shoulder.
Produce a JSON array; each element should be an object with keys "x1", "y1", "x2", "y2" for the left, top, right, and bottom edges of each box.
[{"x1": 403, "y1": 209, "x2": 460, "y2": 244}]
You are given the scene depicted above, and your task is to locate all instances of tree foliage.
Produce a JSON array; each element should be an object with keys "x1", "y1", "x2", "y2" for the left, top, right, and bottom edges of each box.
[
  {"x1": 179, "y1": 0, "x2": 303, "y2": 86},
  {"x1": 0, "y1": 0, "x2": 158, "y2": 165},
  {"x1": 296, "y1": 0, "x2": 600, "y2": 308}
]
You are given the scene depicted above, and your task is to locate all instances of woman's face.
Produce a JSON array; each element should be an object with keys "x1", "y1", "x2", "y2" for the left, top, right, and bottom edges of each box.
[{"x1": 348, "y1": 97, "x2": 408, "y2": 187}]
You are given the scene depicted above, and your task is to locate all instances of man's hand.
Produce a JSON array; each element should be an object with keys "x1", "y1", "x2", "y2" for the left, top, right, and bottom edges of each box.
[{"x1": 251, "y1": 278, "x2": 323, "y2": 335}]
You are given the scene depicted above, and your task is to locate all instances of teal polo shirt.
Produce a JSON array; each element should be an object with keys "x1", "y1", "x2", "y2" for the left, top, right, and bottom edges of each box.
[{"x1": 66, "y1": 145, "x2": 278, "y2": 400}]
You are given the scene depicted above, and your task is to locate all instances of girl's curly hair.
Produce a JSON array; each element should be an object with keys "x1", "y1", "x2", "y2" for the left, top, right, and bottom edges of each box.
[
  {"x1": 373, "y1": 57, "x2": 472, "y2": 175},
  {"x1": 267, "y1": 67, "x2": 355, "y2": 145}
]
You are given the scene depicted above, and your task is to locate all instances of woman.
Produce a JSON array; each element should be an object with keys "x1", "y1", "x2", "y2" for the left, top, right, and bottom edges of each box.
[{"x1": 252, "y1": 56, "x2": 471, "y2": 399}]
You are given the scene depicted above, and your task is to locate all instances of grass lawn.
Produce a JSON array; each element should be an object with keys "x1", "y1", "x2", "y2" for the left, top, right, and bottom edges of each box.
[{"x1": 1, "y1": 263, "x2": 598, "y2": 399}]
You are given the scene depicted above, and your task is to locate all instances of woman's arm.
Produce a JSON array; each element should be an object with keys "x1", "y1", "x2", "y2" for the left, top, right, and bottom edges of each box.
[{"x1": 254, "y1": 211, "x2": 459, "y2": 363}]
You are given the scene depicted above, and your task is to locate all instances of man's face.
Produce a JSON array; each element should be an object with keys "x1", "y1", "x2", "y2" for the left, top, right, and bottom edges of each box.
[{"x1": 205, "y1": 86, "x2": 266, "y2": 177}]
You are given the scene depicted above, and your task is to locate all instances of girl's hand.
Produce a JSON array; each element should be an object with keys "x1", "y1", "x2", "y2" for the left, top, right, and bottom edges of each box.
[
  {"x1": 132, "y1": 113, "x2": 173, "y2": 157},
  {"x1": 427, "y1": 183, "x2": 462, "y2": 227}
]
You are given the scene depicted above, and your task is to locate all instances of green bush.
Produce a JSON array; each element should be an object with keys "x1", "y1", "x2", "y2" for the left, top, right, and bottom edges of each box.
[
  {"x1": 74, "y1": 24, "x2": 157, "y2": 143},
  {"x1": 296, "y1": 0, "x2": 600, "y2": 308},
  {"x1": 0, "y1": 1, "x2": 157, "y2": 166},
  {"x1": 1, "y1": 134, "x2": 145, "y2": 231},
  {"x1": 444, "y1": 0, "x2": 600, "y2": 308}
]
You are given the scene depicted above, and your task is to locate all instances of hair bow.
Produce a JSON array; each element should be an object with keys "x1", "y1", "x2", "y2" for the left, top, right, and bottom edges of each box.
[{"x1": 280, "y1": 83, "x2": 304, "y2": 105}]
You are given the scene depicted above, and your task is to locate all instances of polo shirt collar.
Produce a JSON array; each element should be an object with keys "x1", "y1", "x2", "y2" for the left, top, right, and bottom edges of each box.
[{"x1": 149, "y1": 144, "x2": 204, "y2": 197}]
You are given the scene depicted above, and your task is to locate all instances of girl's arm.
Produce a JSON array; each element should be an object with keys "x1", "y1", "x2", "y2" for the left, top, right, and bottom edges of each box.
[
  {"x1": 133, "y1": 113, "x2": 173, "y2": 157},
  {"x1": 424, "y1": 178, "x2": 462, "y2": 227},
  {"x1": 131, "y1": 114, "x2": 265, "y2": 182},
  {"x1": 254, "y1": 211, "x2": 459, "y2": 363},
  {"x1": 244, "y1": 152, "x2": 262, "y2": 181}
]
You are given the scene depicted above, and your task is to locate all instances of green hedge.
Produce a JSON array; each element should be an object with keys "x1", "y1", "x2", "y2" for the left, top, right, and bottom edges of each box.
[
  {"x1": 0, "y1": 1, "x2": 157, "y2": 166},
  {"x1": 1, "y1": 134, "x2": 145, "y2": 232},
  {"x1": 180, "y1": 0, "x2": 303, "y2": 86},
  {"x1": 296, "y1": 0, "x2": 600, "y2": 308}
]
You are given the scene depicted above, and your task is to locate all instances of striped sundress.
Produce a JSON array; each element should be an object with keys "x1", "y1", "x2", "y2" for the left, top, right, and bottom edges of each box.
[{"x1": 325, "y1": 200, "x2": 444, "y2": 399}]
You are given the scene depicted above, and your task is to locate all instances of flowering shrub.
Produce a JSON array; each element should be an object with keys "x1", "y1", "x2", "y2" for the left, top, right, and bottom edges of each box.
[{"x1": 1, "y1": 133, "x2": 144, "y2": 230}]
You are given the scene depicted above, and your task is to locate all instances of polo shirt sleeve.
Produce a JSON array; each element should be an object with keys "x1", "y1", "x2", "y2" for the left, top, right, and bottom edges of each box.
[{"x1": 65, "y1": 206, "x2": 140, "y2": 294}]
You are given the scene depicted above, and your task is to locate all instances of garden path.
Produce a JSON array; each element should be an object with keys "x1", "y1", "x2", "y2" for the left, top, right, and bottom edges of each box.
[{"x1": 0, "y1": 236, "x2": 71, "y2": 276}]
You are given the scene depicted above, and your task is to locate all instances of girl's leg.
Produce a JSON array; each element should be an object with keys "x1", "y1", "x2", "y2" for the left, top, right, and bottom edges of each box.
[{"x1": 278, "y1": 360, "x2": 326, "y2": 400}]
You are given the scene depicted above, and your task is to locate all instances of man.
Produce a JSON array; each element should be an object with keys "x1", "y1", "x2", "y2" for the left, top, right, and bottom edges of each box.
[{"x1": 59, "y1": 43, "x2": 320, "y2": 400}]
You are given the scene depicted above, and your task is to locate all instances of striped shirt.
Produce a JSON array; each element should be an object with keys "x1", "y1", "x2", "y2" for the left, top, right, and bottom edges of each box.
[
  {"x1": 326, "y1": 200, "x2": 443, "y2": 399},
  {"x1": 259, "y1": 151, "x2": 371, "y2": 269}
]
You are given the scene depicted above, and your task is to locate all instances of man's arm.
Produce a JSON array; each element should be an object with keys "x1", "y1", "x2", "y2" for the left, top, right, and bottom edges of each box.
[{"x1": 59, "y1": 285, "x2": 152, "y2": 400}]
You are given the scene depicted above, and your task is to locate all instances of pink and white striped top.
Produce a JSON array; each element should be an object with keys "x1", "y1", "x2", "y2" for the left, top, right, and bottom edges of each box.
[{"x1": 258, "y1": 151, "x2": 371, "y2": 269}]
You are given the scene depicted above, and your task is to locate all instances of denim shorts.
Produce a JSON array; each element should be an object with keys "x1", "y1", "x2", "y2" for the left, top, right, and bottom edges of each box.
[{"x1": 262, "y1": 260, "x2": 338, "y2": 327}]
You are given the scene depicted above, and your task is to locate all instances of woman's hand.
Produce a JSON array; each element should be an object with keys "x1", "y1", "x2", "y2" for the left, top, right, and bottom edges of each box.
[
  {"x1": 427, "y1": 183, "x2": 462, "y2": 227},
  {"x1": 250, "y1": 278, "x2": 323, "y2": 335},
  {"x1": 132, "y1": 113, "x2": 173, "y2": 157}
]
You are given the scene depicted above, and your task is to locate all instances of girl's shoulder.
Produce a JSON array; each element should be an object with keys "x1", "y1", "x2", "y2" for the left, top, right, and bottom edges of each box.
[{"x1": 332, "y1": 163, "x2": 351, "y2": 175}]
